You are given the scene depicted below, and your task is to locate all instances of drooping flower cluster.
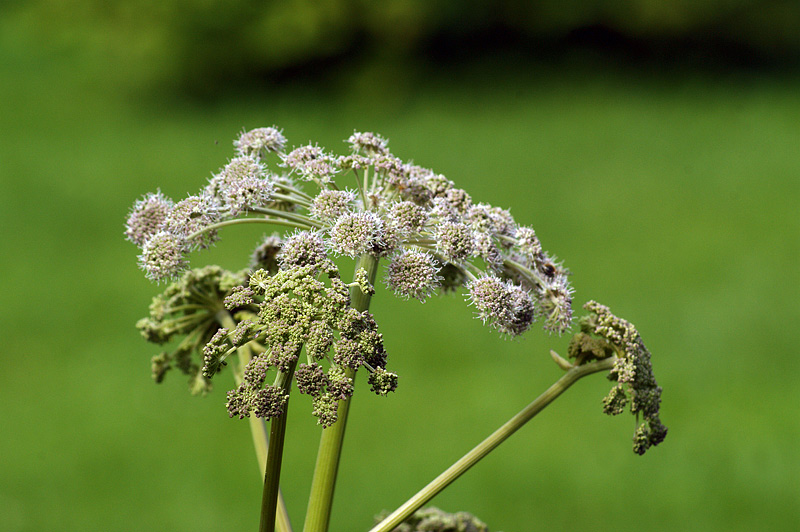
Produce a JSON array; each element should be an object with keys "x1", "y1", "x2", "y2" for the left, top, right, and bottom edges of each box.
[
  {"x1": 568, "y1": 301, "x2": 668, "y2": 455},
  {"x1": 137, "y1": 265, "x2": 250, "y2": 396}
]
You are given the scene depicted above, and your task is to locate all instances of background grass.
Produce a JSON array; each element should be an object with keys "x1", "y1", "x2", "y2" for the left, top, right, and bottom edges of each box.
[{"x1": 1, "y1": 22, "x2": 799, "y2": 532}]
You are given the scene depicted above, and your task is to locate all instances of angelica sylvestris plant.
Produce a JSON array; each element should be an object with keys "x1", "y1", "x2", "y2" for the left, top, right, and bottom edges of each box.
[{"x1": 126, "y1": 127, "x2": 667, "y2": 532}]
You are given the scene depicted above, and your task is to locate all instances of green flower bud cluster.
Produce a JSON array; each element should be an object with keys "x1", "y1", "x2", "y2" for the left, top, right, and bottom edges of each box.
[
  {"x1": 137, "y1": 265, "x2": 251, "y2": 395},
  {"x1": 377, "y1": 506, "x2": 489, "y2": 532},
  {"x1": 197, "y1": 257, "x2": 399, "y2": 426},
  {"x1": 571, "y1": 301, "x2": 668, "y2": 455},
  {"x1": 137, "y1": 256, "x2": 398, "y2": 425}
]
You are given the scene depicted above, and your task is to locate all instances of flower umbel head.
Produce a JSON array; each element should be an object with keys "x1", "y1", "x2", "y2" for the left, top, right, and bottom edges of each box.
[
  {"x1": 234, "y1": 126, "x2": 287, "y2": 159},
  {"x1": 125, "y1": 191, "x2": 173, "y2": 247},
  {"x1": 162, "y1": 194, "x2": 221, "y2": 250},
  {"x1": 138, "y1": 231, "x2": 188, "y2": 282},
  {"x1": 206, "y1": 156, "x2": 273, "y2": 216},
  {"x1": 282, "y1": 144, "x2": 338, "y2": 183},
  {"x1": 467, "y1": 275, "x2": 536, "y2": 337},
  {"x1": 385, "y1": 249, "x2": 441, "y2": 302},
  {"x1": 279, "y1": 231, "x2": 327, "y2": 268},
  {"x1": 347, "y1": 131, "x2": 390, "y2": 156},
  {"x1": 329, "y1": 212, "x2": 384, "y2": 258},
  {"x1": 569, "y1": 301, "x2": 668, "y2": 455},
  {"x1": 311, "y1": 189, "x2": 357, "y2": 224}
]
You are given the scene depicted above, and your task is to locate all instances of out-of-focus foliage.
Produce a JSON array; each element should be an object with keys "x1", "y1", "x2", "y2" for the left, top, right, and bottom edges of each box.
[
  {"x1": 6, "y1": 0, "x2": 800, "y2": 91},
  {"x1": 6, "y1": 0, "x2": 357, "y2": 91}
]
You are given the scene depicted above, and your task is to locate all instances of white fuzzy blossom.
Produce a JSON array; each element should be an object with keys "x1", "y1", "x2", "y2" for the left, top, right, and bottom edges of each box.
[
  {"x1": 234, "y1": 127, "x2": 287, "y2": 159},
  {"x1": 128, "y1": 126, "x2": 575, "y2": 338},
  {"x1": 384, "y1": 249, "x2": 441, "y2": 302}
]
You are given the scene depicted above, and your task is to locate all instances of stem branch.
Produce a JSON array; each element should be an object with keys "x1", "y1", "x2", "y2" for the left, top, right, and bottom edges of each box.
[
  {"x1": 187, "y1": 216, "x2": 311, "y2": 241},
  {"x1": 303, "y1": 254, "x2": 380, "y2": 532},
  {"x1": 259, "y1": 366, "x2": 295, "y2": 532},
  {"x1": 216, "y1": 311, "x2": 293, "y2": 532},
  {"x1": 369, "y1": 357, "x2": 616, "y2": 532}
]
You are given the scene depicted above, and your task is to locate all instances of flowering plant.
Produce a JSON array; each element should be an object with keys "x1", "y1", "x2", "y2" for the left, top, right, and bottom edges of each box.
[{"x1": 126, "y1": 127, "x2": 667, "y2": 532}]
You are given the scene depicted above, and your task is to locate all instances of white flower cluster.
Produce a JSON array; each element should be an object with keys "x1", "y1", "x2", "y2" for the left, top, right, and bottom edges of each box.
[{"x1": 127, "y1": 126, "x2": 574, "y2": 334}]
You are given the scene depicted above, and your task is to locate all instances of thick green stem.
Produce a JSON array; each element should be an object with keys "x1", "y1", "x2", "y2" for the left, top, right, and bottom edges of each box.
[
  {"x1": 216, "y1": 311, "x2": 293, "y2": 532},
  {"x1": 301, "y1": 387, "x2": 354, "y2": 532},
  {"x1": 243, "y1": 368, "x2": 294, "y2": 532},
  {"x1": 349, "y1": 254, "x2": 379, "y2": 311},
  {"x1": 303, "y1": 254, "x2": 380, "y2": 532},
  {"x1": 369, "y1": 357, "x2": 617, "y2": 532},
  {"x1": 259, "y1": 366, "x2": 295, "y2": 532}
]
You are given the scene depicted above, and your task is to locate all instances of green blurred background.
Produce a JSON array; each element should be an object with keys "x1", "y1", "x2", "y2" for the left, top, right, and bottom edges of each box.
[{"x1": 1, "y1": 1, "x2": 798, "y2": 531}]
